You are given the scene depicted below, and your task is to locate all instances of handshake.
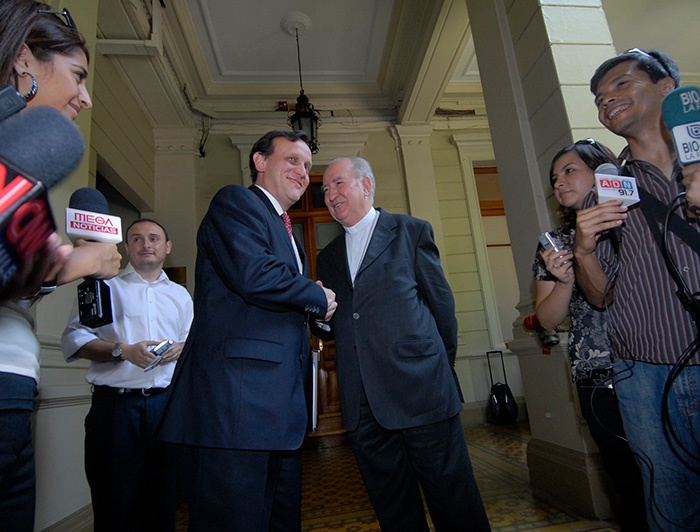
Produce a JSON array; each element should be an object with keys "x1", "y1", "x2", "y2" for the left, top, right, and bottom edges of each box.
[{"x1": 316, "y1": 280, "x2": 337, "y2": 322}]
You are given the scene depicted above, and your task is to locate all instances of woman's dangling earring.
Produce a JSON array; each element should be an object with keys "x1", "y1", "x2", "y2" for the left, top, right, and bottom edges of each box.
[{"x1": 20, "y1": 72, "x2": 37, "y2": 101}]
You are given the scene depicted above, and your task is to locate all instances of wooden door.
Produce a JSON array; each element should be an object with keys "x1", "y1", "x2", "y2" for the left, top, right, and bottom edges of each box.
[{"x1": 289, "y1": 176, "x2": 345, "y2": 436}]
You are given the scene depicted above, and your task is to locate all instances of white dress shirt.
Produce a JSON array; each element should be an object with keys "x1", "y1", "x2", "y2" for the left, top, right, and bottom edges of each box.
[
  {"x1": 344, "y1": 207, "x2": 378, "y2": 283},
  {"x1": 61, "y1": 263, "x2": 193, "y2": 388},
  {"x1": 255, "y1": 185, "x2": 303, "y2": 273}
]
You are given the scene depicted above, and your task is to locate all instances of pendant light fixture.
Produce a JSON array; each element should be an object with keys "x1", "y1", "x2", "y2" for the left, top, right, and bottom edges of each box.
[{"x1": 282, "y1": 12, "x2": 321, "y2": 153}]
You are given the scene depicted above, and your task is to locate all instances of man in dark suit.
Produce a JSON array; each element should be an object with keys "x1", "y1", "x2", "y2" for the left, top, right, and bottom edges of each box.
[
  {"x1": 314, "y1": 157, "x2": 490, "y2": 532},
  {"x1": 157, "y1": 130, "x2": 337, "y2": 532}
]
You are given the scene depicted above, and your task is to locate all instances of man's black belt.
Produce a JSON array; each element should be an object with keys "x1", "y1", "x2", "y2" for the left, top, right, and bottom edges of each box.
[{"x1": 93, "y1": 385, "x2": 169, "y2": 397}]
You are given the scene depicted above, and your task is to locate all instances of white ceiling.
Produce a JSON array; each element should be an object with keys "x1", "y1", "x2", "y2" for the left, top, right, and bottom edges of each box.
[
  {"x1": 95, "y1": 0, "x2": 699, "y2": 129},
  {"x1": 184, "y1": 1, "x2": 395, "y2": 85}
]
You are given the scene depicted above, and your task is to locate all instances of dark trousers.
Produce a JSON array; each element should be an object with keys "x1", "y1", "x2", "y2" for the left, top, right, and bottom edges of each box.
[
  {"x1": 0, "y1": 409, "x2": 35, "y2": 532},
  {"x1": 175, "y1": 445, "x2": 302, "y2": 532},
  {"x1": 85, "y1": 387, "x2": 177, "y2": 532},
  {"x1": 347, "y1": 390, "x2": 491, "y2": 532},
  {"x1": 577, "y1": 384, "x2": 648, "y2": 532}
]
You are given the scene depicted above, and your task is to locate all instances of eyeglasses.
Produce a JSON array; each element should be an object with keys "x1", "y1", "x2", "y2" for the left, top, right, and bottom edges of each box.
[
  {"x1": 576, "y1": 138, "x2": 605, "y2": 151},
  {"x1": 38, "y1": 8, "x2": 75, "y2": 29},
  {"x1": 623, "y1": 47, "x2": 669, "y2": 77}
]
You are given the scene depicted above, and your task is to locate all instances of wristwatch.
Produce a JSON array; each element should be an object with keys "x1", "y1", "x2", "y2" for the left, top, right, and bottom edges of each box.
[{"x1": 111, "y1": 342, "x2": 123, "y2": 362}]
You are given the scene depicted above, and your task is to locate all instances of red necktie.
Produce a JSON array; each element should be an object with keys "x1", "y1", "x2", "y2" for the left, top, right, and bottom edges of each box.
[{"x1": 281, "y1": 212, "x2": 294, "y2": 241}]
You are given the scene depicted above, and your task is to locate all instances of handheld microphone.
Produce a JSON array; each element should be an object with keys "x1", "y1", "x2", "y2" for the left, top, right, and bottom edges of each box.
[
  {"x1": 662, "y1": 85, "x2": 700, "y2": 166},
  {"x1": 595, "y1": 163, "x2": 640, "y2": 207},
  {"x1": 0, "y1": 107, "x2": 84, "y2": 291},
  {"x1": 67, "y1": 188, "x2": 122, "y2": 328},
  {"x1": 66, "y1": 188, "x2": 122, "y2": 244}
]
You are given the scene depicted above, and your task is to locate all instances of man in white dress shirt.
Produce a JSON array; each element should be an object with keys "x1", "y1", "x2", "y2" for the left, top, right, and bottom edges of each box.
[{"x1": 62, "y1": 219, "x2": 193, "y2": 532}]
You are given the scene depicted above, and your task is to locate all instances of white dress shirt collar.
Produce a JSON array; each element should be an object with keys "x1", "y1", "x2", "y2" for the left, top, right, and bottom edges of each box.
[
  {"x1": 254, "y1": 185, "x2": 303, "y2": 273},
  {"x1": 255, "y1": 184, "x2": 284, "y2": 215}
]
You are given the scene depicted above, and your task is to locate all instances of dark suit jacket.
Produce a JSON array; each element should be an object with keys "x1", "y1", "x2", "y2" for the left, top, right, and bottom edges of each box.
[
  {"x1": 158, "y1": 185, "x2": 327, "y2": 451},
  {"x1": 314, "y1": 208, "x2": 463, "y2": 432}
]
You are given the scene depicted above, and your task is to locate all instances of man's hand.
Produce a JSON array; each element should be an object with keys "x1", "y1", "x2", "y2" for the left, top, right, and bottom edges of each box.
[
  {"x1": 159, "y1": 342, "x2": 185, "y2": 365},
  {"x1": 575, "y1": 200, "x2": 627, "y2": 256},
  {"x1": 682, "y1": 162, "x2": 700, "y2": 211},
  {"x1": 121, "y1": 340, "x2": 160, "y2": 369},
  {"x1": 317, "y1": 280, "x2": 338, "y2": 321},
  {"x1": 573, "y1": 200, "x2": 625, "y2": 308}
]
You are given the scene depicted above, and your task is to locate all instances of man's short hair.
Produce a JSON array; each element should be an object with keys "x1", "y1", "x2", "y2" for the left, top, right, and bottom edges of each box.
[
  {"x1": 328, "y1": 156, "x2": 376, "y2": 200},
  {"x1": 590, "y1": 48, "x2": 681, "y2": 95},
  {"x1": 249, "y1": 130, "x2": 310, "y2": 183},
  {"x1": 126, "y1": 218, "x2": 169, "y2": 243}
]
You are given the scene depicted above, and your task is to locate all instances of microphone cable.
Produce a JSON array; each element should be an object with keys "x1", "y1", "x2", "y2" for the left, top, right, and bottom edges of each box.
[{"x1": 659, "y1": 191, "x2": 700, "y2": 473}]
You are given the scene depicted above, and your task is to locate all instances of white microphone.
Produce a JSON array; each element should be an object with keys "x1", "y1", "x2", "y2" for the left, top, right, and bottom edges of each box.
[
  {"x1": 66, "y1": 188, "x2": 122, "y2": 244},
  {"x1": 595, "y1": 163, "x2": 640, "y2": 207}
]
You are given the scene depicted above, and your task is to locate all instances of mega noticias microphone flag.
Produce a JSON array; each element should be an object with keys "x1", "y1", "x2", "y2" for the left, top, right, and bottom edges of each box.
[{"x1": 67, "y1": 187, "x2": 123, "y2": 328}]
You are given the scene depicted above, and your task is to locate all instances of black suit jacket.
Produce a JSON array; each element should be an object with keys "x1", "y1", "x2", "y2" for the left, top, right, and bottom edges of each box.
[
  {"x1": 158, "y1": 185, "x2": 327, "y2": 450},
  {"x1": 314, "y1": 209, "x2": 463, "y2": 432}
]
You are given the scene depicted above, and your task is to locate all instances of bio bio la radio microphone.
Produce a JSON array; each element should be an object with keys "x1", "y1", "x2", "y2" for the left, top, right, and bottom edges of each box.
[
  {"x1": 67, "y1": 188, "x2": 122, "y2": 328},
  {"x1": 662, "y1": 85, "x2": 700, "y2": 166},
  {"x1": 0, "y1": 106, "x2": 84, "y2": 290}
]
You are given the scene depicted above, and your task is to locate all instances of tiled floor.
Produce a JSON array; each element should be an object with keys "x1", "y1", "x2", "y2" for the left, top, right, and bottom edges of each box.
[{"x1": 175, "y1": 422, "x2": 621, "y2": 531}]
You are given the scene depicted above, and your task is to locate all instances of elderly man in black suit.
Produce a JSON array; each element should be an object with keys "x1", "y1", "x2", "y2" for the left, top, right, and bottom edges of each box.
[
  {"x1": 314, "y1": 157, "x2": 490, "y2": 532},
  {"x1": 158, "y1": 130, "x2": 337, "y2": 532}
]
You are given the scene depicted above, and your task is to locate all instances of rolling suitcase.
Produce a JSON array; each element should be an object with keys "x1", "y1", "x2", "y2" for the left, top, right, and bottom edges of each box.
[{"x1": 486, "y1": 350, "x2": 518, "y2": 425}]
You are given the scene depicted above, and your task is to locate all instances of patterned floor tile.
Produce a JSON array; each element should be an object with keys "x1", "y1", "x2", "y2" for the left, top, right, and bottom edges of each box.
[{"x1": 174, "y1": 422, "x2": 621, "y2": 532}]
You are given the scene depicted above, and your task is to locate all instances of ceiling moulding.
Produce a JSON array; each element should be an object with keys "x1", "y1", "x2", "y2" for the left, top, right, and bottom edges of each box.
[
  {"x1": 97, "y1": 0, "x2": 195, "y2": 127},
  {"x1": 187, "y1": 96, "x2": 397, "y2": 112},
  {"x1": 211, "y1": 116, "x2": 397, "y2": 137},
  {"x1": 398, "y1": 0, "x2": 472, "y2": 125},
  {"x1": 97, "y1": 0, "x2": 163, "y2": 56},
  {"x1": 189, "y1": 112, "x2": 398, "y2": 132}
]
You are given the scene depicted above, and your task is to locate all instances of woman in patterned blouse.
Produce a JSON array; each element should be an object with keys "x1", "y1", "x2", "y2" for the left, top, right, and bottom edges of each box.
[{"x1": 532, "y1": 139, "x2": 647, "y2": 531}]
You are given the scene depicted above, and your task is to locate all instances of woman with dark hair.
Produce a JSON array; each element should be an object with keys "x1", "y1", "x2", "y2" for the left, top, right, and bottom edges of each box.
[
  {"x1": 532, "y1": 139, "x2": 648, "y2": 531},
  {"x1": 0, "y1": 3, "x2": 119, "y2": 531},
  {"x1": 0, "y1": 0, "x2": 91, "y2": 115}
]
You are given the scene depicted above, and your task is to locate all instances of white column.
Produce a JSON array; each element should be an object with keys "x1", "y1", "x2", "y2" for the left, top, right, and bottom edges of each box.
[
  {"x1": 393, "y1": 124, "x2": 446, "y2": 255},
  {"x1": 153, "y1": 128, "x2": 199, "y2": 292},
  {"x1": 451, "y1": 133, "x2": 504, "y2": 348}
]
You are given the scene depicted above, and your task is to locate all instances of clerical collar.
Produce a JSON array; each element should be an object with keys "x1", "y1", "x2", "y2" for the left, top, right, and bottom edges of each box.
[{"x1": 344, "y1": 207, "x2": 377, "y2": 234}]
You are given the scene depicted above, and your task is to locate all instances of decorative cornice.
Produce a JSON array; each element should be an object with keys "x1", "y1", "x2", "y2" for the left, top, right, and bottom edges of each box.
[{"x1": 154, "y1": 127, "x2": 200, "y2": 154}]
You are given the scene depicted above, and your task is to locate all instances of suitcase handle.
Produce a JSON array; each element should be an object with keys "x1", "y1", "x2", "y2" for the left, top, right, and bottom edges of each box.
[{"x1": 486, "y1": 350, "x2": 509, "y2": 386}]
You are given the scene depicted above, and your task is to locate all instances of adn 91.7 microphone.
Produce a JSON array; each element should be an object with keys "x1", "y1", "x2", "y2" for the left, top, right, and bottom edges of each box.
[
  {"x1": 0, "y1": 106, "x2": 84, "y2": 290},
  {"x1": 67, "y1": 188, "x2": 123, "y2": 328},
  {"x1": 595, "y1": 163, "x2": 640, "y2": 207},
  {"x1": 662, "y1": 85, "x2": 700, "y2": 166}
]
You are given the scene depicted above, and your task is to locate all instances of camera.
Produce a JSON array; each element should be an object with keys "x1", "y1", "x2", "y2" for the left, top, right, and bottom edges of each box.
[
  {"x1": 144, "y1": 339, "x2": 173, "y2": 372},
  {"x1": 538, "y1": 232, "x2": 561, "y2": 252},
  {"x1": 539, "y1": 329, "x2": 560, "y2": 348}
]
